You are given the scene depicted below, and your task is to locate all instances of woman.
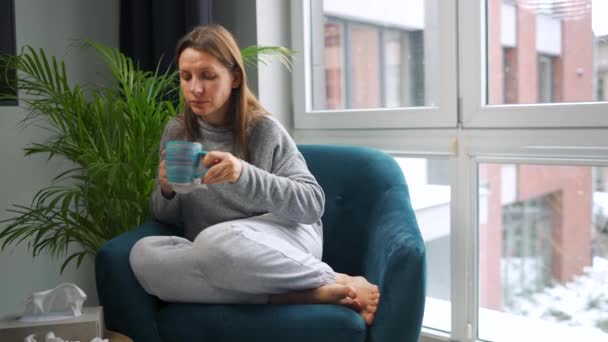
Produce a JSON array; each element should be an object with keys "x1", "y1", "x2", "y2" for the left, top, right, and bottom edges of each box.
[{"x1": 129, "y1": 24, "x2": 379, "y2": 325}]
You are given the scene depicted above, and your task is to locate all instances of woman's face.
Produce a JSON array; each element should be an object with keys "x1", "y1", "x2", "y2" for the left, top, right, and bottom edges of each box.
[{"x1": 178, "y1": 47, "x2": 241, "y2": 125}]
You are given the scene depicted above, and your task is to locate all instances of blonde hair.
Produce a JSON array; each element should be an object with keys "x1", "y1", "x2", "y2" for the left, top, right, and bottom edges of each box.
[{"x1": 175, "y1": 24, "x2": 266, "y2": 161}]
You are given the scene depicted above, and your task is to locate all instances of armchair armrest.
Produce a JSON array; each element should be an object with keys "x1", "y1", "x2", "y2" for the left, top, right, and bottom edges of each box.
[
  {"x1": 364, "y1": 186, "x2": 426, "y2": 342},
  {"x1": 95, "y1": 220, "x2": 178, "y2": 342}
]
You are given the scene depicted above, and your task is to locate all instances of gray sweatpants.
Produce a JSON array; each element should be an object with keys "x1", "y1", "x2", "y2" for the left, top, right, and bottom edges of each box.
[{"x1": 129, "y1": 214, "x2": 337, "y2": 304}]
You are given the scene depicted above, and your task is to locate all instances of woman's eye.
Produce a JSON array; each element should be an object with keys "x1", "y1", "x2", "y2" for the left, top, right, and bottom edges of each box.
[
  {"x1": 203, "y1": 73, "x2": 217, "y2": 80},
  {"x1": 180, "y1": 74, "x2": 191, "y2": 81}
]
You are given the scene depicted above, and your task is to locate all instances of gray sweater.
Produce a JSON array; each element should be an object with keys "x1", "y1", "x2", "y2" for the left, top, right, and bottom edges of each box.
[{"x1": 150, "y1": 115, "x2": 325, "y2": 241}]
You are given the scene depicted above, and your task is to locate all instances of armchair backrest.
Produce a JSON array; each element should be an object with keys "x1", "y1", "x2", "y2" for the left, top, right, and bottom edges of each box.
[{"x1": 298, "y1": 145, "x2": 409, "y2": 275}]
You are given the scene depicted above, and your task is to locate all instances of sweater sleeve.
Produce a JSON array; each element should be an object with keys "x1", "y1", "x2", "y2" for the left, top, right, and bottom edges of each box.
[
  {"x1": 149, "y1": 118, "x2": 185, "y2": 226},
  {"x1": 231, "y1": 118, "x2": 325, "y2": 224}
]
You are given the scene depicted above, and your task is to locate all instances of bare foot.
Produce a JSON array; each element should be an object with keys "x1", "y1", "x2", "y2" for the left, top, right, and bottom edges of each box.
[
  {"x1": 336, "y1": 273, "x2": 380, "y2": 325},
  {"x1": 269, "y1": 283, "x2": 357, "y2": 306}
]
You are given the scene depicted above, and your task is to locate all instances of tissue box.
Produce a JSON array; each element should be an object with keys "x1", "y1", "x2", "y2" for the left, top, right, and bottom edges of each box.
[{"x1": 0, "y1": 306, "x2": 104, "y2": 342}]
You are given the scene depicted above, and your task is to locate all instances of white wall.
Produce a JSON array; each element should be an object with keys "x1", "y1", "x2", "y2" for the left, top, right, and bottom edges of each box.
[
  {"x1": 255, "y1": 0, "x2": 293, "y2": 129},
  {"x1": 214, "y1": 0, "x2": 294, "y2": 130},
  {"x1": 0, "y1": 0, "x2": 119, "y2": 317}
]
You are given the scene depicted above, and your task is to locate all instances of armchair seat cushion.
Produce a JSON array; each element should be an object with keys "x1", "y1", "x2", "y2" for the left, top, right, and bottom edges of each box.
[{"x1": 157, "y1": 304, "x2": 366, "y2": 342}]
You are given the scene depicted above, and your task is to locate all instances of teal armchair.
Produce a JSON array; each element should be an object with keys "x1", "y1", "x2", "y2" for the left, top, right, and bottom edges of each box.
[{"x1": 96, "y1": 145, "x2": 426, "y2": 341}]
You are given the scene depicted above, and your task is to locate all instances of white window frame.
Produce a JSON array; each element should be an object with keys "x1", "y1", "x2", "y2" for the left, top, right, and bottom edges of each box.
[
  {"x1": 290, "y1": 0, "x2": 458, "y2": 129},
  {"x1": 459, "y1": 0, "x2": 608, "y2": 128},
  {"x1": 285, "y1": 1, "x2": 608, "y2": 342}
]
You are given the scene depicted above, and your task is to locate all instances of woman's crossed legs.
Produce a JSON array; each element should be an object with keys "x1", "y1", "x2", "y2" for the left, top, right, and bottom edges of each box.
[{"x1": 130, "y1": 214, "x2": 379, "y2": 324}]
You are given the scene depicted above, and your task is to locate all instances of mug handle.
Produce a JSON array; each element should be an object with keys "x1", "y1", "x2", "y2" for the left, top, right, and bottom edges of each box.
[{"x1": 193, "y1": 150, "x2": 208, "y2": 179}]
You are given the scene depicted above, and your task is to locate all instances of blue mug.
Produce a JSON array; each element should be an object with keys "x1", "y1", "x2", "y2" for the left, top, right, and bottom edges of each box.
[{"x1": 165, "y1": 141, "x2": 208, "y2": 193}]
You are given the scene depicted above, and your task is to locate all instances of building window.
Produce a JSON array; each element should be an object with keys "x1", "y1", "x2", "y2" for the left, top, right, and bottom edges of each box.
[
  {"x1": 537, "y1": 54, "x2": 554, "y2": 103},
  {"x1": 503, "y1": 47, "x2": 516, "y2": 104},
  {"x1": 323, "y1": 19, "x2": 345, "y2": 110},
  {"x1": 320, "y1": 15, "x2": 425, "y2": 110},
  {"x1": 502, "y1": 194, "x2": 554, "y2": 307}
]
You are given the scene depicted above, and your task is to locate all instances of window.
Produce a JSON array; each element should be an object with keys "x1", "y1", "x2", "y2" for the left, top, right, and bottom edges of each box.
[
  {"x1": 537, "y1": 54, "x2": 554, "y2": 103},
  {"x1": 314, "y1": 1, "x2": 430, "y2": 111},
  {"x1": 383, "y1": 28, "x2": 426, "y2": 108},
  {"x1": 292, "y1": 0, "x2": 457, "y2": 129},
  {"x1": 478, "y1": 162, "x2": 608, "y2": 341},
  {"x1": 598, "y1": 34, "x2": 608, "y2": 101},
  {"x1": 290, "y1": 1, "x2": 608, "y2": 341},
  {"x1": 462, "y1": 0, "x2": 608, "y2": 127},
  {"x1": 503, "y1": 48, "x2": 516, "y2": 104},
  {"x1": 0, "y1": 0, "x2": 17, "y2": 106},
  {"x1": 322, "y1": 19, "x2": 345, "y2": 110},
  {"x1": 316, "y1": 18, "x2": 425, "y2": 110}
]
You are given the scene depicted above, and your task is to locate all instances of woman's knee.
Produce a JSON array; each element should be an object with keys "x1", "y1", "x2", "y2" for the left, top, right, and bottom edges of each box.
[
  {"x1": 194, "y1": 223, "x2": 239, "y2": 259},
  {"x1": 129, "y1": 236, "x2": 162, "y2": 293},
  {"x1": 130, "y1": 236, "x2": 196, "y2": 296},
  {"x1": 193, "y1": 223, "x2": 253, "y2": 280},
  {"x1": 130, "y1": 236, "x2": 157, "y2": 271},
  {"x1": 130, "y1": 236, "x2": 191, "y2": 275}
]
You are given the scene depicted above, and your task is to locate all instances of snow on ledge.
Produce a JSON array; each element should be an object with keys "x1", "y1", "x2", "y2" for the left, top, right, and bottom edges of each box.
[{"x1": 423, "y1": 296, "x2": 608, "y2": 342}]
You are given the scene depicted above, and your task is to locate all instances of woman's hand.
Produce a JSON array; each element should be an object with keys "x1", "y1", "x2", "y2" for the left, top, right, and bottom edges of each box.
[
  {"x1": 202, "y1": 151, "x2": 243, "y2": 184},
  {"x1": 159, "y1": 149, "x2": 175, "y2": 197}
]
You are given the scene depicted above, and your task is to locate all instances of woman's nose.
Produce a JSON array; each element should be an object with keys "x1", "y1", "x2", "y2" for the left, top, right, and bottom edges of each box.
[{"x1": 191, "y1": 79, "x2": 204, "y2": 95}]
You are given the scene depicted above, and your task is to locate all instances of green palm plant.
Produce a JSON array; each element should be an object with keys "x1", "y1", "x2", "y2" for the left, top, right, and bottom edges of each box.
[{"x1": 0, "y1": 41, "x2": 295, "y2": 272}]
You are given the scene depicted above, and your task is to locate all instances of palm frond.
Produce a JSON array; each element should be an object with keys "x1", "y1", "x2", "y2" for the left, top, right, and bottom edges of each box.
[{"x1": 241, "y1": 45, "x2": 296, "y2": 72}]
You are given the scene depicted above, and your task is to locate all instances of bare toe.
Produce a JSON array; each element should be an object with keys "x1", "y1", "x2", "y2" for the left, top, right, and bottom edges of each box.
[
  {"x1": 362, "y1": 311, "x2": 375, "y2": 325},
  {"x1": 335, "y1": 274, "x2": 380, "y2": 325}
]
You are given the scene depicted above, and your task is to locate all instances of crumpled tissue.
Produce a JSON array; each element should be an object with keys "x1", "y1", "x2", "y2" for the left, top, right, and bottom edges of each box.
[
  {"x1": 24, "y1": 331, "x2": 108, "y2": 342},
  {"x1": 19, "y1": 283, "x2": 87, "y2": 322}
]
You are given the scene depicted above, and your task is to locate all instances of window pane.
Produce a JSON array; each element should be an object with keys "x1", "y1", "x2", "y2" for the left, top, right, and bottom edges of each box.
[
  {"x1": 487, "y1": 0, "x2": 608, "y2": 105},
  {"x1": 395, "y1": 157, "x2": 451, "y2": 333},
  {"x1": 312, "y1": 0, "x2": 436, "y2": 110},
  {"x1": 478, "y1": 163, "x2": 608, "y2": 341}
]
